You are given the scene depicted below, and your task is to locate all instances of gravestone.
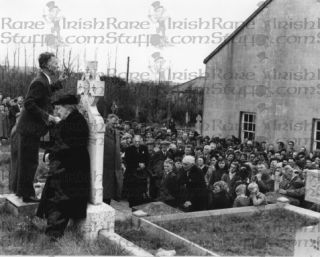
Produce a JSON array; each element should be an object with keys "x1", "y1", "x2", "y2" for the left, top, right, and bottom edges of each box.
[
  {"x1": 195, "y1": 114, "x2": 202, "y2": 134},
  {"x1": 305, "y1": 170, "x2": 320, "y2": 205},
  {"x1": 76, "y1": 61, "x2": 115, "y2": 240},
  {"x1": 294, "y1": 224, "x2": 320, "y2": 257},
  {"x1": 293, "y1": 169, "x2": 320, "y2": 256}
]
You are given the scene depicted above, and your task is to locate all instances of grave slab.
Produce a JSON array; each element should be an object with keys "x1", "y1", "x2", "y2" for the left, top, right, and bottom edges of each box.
[
  {"x1": 139, "y1": 218, "x2": 219, "y2": 256},
  {"x1": 305, "y1": 169, "x2": 320, "y2": 205},
  {"x1": 110, "y1": 200, "x2": 132, "y2": 221},
  {"x1": 99, "y1": 230, "x2": 153, "y2": 257},
  {"x1": 132, "y1": 201, "x2": 182, "y2": 217},
  {"x1": 294, "y1": 224, "x2": 320, "y2": 257},
  {"x1": 5, "y1": 194, "x2": 38, "y2": 217}
]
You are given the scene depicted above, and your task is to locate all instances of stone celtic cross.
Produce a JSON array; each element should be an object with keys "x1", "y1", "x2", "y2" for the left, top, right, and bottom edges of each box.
[
  {"x1": 75, "y1": 61, "x2": 115, "y2": 240},
  {"x1": 77, "y1": 61, "x2": 105, "y2": 205}
]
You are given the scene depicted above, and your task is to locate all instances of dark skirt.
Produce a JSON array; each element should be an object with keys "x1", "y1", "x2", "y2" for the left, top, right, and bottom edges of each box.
[{"x1": 37, "y1": 172, "x2": 89, "y2": 219}]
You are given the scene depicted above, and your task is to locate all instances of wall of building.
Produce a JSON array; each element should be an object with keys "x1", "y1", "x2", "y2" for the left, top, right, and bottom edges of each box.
[{"x1": 203, "y1": 0, "x2": 320, "y2": 150}]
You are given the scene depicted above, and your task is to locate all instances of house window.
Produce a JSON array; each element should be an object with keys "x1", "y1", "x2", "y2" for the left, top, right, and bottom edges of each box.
[
  {"x1": 312, "y1": 119, "x2": 320, "y2": 150},
  {"x1": 240, "y1": 112, "x2": 256, "y2": 141}
]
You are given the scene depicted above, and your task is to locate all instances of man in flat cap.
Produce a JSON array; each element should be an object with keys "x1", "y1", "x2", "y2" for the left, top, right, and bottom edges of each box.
[{"x1": 14, "y1": 52, "x2": 66, "y2": 202}]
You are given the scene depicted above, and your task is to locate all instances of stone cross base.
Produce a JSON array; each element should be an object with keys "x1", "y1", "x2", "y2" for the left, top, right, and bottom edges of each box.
[{"x1": 73, "y1": 203, "x2": 115, "y2": 240}]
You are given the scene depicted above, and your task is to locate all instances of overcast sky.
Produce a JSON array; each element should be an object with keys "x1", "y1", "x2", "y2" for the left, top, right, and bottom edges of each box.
[{"x1": 0, "y1": 0, "x2": 264, "y2": 82}]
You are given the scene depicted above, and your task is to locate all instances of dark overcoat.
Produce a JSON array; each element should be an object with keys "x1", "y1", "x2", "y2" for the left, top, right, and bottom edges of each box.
[
  {"x1": 124, "y1": 144, "x2": 149, "y2": 174},
  {"x1": 177, "y1": 165, "x2": 208, "y2": 211},
  {"x1": 9, "y1": 126, "x2": 18, "y2": 192},
  {"x1": 123, "y1": 144, "x2": 149, "y2": 197},
  {"x1": 37, "y1": 110, "x2": 90, "y2": 219},
  {"x1": 103, "y1": 124, "x2": 123, "y2": 201},
  {"x1": 149, "y1": 150, "x2": 166, "y2": 178}
]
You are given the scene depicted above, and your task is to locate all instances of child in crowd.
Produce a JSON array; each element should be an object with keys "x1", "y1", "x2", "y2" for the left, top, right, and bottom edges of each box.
[
  {"x1": 233, "y1": 184, "x2": 250, "y2": 207},
  {"x1": 248, "y1": 182, "x2": 267, "y2": 206}
]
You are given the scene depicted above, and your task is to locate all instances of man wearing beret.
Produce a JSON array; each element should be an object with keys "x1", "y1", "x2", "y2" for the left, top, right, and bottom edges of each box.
[{"x1": 14, "y1": 52, "x2": 66, "y2": 202}]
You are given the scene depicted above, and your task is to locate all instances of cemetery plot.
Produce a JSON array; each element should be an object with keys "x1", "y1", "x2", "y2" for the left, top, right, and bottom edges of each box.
[
  {"x1": 115, "y1": 219, "x2": 193, "y2": 256},
  {"x1": 155, "y1": 209, "x2": 319, "y2": 256},
  {"x1": 0, "y1": 206, "x2": 126, "y2": 255}
]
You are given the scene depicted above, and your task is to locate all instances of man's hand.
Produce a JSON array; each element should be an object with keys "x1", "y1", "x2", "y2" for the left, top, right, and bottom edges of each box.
[
  {"x1": 139, "y1": 163, "x2": 146, "y2": 169},
  {"x1": 49, "y1": 115, "x2": 61, "y2": 124},
  {"x1": 184, "y1": 201, "x2": 192, "y2": 208}
]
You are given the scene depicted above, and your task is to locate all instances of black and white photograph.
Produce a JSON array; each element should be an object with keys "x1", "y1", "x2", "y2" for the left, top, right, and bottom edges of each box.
[{"x1": 0, "y1": 0, "x2": 320, "y2": 256}]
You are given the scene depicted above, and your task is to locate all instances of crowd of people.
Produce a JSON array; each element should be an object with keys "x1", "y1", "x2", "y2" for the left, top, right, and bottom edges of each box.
[
  {"x1": 4, "y1": 92, "x2": 320, "y2": 213},
  {"x1": 104, "y1": 117, "x2": 320, "y2": 212},
  {"x1": 0, "y1": 93, "x2": 23, "y2": 142}
]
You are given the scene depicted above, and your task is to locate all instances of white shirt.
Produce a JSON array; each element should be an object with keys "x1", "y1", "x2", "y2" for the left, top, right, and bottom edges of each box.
[{"x1": 42, "y1": 71, "x2": 52, "y2": 85}]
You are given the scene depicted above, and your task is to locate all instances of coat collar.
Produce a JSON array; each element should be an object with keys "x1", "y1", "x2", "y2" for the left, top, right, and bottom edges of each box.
[{"x1": 41, "y1": 70, "x2": 52, "y2": 84}]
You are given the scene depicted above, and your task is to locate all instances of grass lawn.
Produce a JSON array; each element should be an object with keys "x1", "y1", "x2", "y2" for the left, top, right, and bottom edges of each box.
[
  {"x1": 156, "y1": 209, "x2": 319, "y2": 256},
  {"x1": 0, "y1": 145, "x2": 10, "y2": 194},
  {"x1": 115, "y1": 219, "x2": 193, "y2": 256},
  {"x1": 0, "y1": 205, "x2": 126, "y2": 255}
]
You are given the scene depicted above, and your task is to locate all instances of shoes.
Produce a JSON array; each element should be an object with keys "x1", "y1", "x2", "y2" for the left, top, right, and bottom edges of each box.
[{"x1": 22, "y1": 196, "x2": 40, "y2": 203}]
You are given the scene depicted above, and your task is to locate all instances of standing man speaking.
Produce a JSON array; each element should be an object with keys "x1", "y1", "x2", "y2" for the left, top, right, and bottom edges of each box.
[{"x1": 14, "y1": 52, "x2": 66, "y2": 203}]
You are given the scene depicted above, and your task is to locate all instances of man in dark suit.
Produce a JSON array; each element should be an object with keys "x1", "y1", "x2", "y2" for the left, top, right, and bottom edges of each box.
[
  {"x1": 14, "y1": 52, "x2": 66, "y2": 202},
  {"x1": 123, "y1": 135, "x2": 150, "y2": 207}
]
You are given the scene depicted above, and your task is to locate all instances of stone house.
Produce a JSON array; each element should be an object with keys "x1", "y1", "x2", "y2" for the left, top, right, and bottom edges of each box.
[{"x1": 202, "y1": 0, "x2": 320, "y2": 150}]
